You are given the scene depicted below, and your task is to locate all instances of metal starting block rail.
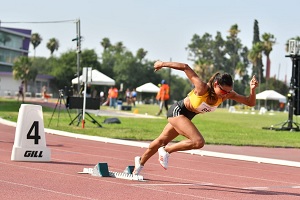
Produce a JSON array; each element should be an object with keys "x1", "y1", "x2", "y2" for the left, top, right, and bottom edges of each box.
[
  {"x1": 78, "y1": 163, "x2": 144, "y2": 181},
  {"x1": 109, "y1": 171, "x2": 143, "y2": 181}
]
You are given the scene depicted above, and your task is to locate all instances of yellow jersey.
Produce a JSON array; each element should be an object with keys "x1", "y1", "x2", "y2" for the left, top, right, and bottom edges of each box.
[{"x1": 188, "y1": 89, "x2": 223, "y2": 113}]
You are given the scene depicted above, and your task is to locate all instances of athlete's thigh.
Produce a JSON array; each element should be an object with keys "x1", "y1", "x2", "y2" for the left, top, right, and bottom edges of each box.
[
  {"x1": 156, "y1": 123, "x2": 179, "y2": 144},
  {"x1": 168, "y1": 115, "x2": 202, "y2": 140}
]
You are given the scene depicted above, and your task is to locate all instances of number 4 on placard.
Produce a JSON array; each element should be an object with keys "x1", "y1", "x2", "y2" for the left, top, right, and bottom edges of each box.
[{"x1": 26, "y1": 121, "x2": 41, "y2": 145}]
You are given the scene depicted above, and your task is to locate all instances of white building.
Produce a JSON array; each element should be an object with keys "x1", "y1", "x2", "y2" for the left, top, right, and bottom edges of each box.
[{"x1": 0, "y1": 26, "x2": 52, "y2": 98}]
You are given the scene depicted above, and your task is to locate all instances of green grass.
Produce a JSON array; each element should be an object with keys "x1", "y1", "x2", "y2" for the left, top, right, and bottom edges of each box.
[{"x1": 1, "y1": 97, "x2": 300, "y2": 148}]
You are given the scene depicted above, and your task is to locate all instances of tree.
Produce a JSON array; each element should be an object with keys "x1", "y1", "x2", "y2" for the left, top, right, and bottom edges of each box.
[
  {"x1": 31, "y1": 57, "x2": 50, "y2": 74},
  {"x1": 100, "y1": 41, "x2": 124, "y2": 78},
  {"x1": 248, "y1": 42, "x2": 264, "y2": 92},
  {"x1": 46, "y1": 38, "x2": 59, "y2": 56},
  {"x1": 186, "y1": 33, "x2": 215, "y2": 79},
  {"x1": 187, "y1": 24, "x2": 249, "y2": 84},
  {"x1": 212, "y1": 32, "x2": 227, "y2": 72},
  {"x1": 100, "y1": 37, "x2": 111, "y2": 50},
  {"x1": 225, "y1": 24, "x2": 243, "y2": 77},
  {"x1": 252, "y1": 20, "x2": 264, "y2": 83},
  {"x1": 31, "y1": 33, "x2": 42, "y2": 57},
  {"x1": 80, "y1": 49, "x2": 101, "y2": 71},
  {"x1": 262, "y1": 33, "x2": 276, "y2": 80},
  {"x1": 46, "y1": 49, "x2": 101, "y2": 90},
  {"x1": 237, "y1": 46, "x2": 251, "y2": 95},
  {"x1": 114, "y1": 42, "x2": 125, "y2": 54},
  {"x1": 136, "y1": 48, "x2": 148, "y2": 62},
  {"x1": 187, "y1": 33, "x2": 214, "y2": 63},
  {"x1": 193, "y1": 60, "x2": 214, "y2": 81},
  {"x1": 12, "y1": 56, "x2": 38, "y2": 92}
]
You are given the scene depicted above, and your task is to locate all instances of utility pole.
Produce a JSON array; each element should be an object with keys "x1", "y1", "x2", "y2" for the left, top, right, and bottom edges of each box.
[
  {"x1": 71, "y1": 19, "x2": 82, "y2": 125},
  {"x1": 72, "y1": 19, "x2": 81, "y2": 96}
]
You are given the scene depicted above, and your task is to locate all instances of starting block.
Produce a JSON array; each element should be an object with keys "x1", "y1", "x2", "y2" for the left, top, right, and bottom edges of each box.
[{"x1": 78, "y1": 162, "x2": 144, "y2": 181}]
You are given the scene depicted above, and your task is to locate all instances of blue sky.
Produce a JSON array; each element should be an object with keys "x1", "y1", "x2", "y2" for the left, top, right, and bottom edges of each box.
[{"x1": 1, "y1": 0, "x2": 299, "y2": 81}]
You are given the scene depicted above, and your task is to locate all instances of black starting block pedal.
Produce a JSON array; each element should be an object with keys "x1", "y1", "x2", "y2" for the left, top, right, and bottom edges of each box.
[
  {"x1": 92, "y1": 162, "x2": 110, "y2": 177},
  {"x1": 123, "y1": 165, "x2": 134, "y2": 174}
]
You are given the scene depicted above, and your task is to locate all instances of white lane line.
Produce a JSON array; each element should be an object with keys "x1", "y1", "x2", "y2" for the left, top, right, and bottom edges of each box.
[
  {"x1": 244, "y1": 185, "x2": 300, "y2": 190},
  {"x1": 0, "y1": 179, "x2": 97, "y2": 200},
  {"x1": 130, "y1": 182, "x2": 213, "y2": 186}
]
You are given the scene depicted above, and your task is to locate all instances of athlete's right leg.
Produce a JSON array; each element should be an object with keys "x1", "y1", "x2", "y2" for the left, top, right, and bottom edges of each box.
[
  {"x1": 133, "y1": 122, "x2": 178, "y2": 175},
  {"x1": 165, "y1": 115, "x2": 205, "y2": 154},
  {"x1": 139, "y1": 123, "x2": 178, "y2": 166}
]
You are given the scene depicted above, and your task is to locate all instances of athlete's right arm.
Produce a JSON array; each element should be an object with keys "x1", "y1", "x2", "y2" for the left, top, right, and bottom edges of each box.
[{"x1": 154, "y1": 61, "x2": 207, "y2": 95}]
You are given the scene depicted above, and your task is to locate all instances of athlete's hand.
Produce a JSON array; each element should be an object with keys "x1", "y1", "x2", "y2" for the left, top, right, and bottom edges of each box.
[
  {"x1": 250, "y1": 75, "x2": 259, "y2": 89},
  {"x1": 154, "y1": 60, "x2": 163, "y2": 72}
]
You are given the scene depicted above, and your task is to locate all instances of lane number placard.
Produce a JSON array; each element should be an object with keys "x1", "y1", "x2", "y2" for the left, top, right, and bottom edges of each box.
[{"x1": 26, "y1": 121, "x2": 41, "y2": 145}]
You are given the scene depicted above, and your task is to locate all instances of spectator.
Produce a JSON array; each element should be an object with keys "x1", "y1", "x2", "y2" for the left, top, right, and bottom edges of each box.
[
  {"x1": 100, "y1": 91, "x2": 105, "y2": 104},
  {"x1": 86, "y1": 84, "x2": 92, "y2": 97},
  {"x1": 42, "y1": 85, "x2": 50, "y2": 102},
  {"x1": 17, "y1": 81, "x2": 25, "y2": 103},
  {"x1": 79, "y1": 83, "x2": 92, "y2": 97},
  {"x1": 131, "y1": 88, "x2": 137, "y2": 107},
  {"x1": 126, "y1": 88, "x2": 131, "y2": 105},
  {"x1": 109, "y1": 86, "x2": 118, "y2": 108},
  {"x1": 156, "y1": 80, "x2": 170, "y2": 116}
]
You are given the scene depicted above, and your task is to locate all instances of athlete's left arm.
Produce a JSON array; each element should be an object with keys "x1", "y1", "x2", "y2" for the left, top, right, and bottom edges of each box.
[{"x1": 225, "y1": 75, "x2": 259, "y2": 107}]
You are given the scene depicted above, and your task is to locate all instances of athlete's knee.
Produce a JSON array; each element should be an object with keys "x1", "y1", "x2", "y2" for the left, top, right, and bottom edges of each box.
[
  {"x1": 156, "y1": 138, "x2": 168, "y2": 147},
  {"x1": 192, "y1": 138, "x2": 205, "y2": 149}
]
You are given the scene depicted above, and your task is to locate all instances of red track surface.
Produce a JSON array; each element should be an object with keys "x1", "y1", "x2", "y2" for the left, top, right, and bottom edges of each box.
[{"x1": 1, "y1": 122, "x2": 300, "y2": 199}]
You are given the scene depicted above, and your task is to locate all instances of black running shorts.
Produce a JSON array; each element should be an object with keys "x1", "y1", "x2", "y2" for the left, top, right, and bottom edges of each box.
[{"x1": 167, "y1": 99, "x2": 197, "y2": 120}]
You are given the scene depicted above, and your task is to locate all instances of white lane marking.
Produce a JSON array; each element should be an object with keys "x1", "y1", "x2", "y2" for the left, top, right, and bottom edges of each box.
[
  {"x1": 244, "y1": 185, "x2": 300, "y2": 190},
  {"x1": 131, "y1": 182, "x2": 213, "y2": 186},
  {"x1": 0, "y1": 179, "x2": 97, "y2": 200}
]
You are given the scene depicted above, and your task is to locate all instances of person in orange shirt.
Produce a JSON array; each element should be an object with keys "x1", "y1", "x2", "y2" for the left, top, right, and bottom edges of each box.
[
  {"x1": 156, "y1": 80, "x2": 170, "y2": 116},
  {"x1": 109, "y1": 86, "x2": 118, "y2": 108}
]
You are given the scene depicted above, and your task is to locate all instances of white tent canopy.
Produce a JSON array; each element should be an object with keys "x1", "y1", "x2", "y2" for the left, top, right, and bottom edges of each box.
[
  {"x1": 256, "y1": 90, "x2": 286, "y2": 103},
  {"x1": 71, "y1": 69, "x2": 115, "y2": 85},
  {"x1": 136, "y1": 82, "x2": 160, "y2": 93}
]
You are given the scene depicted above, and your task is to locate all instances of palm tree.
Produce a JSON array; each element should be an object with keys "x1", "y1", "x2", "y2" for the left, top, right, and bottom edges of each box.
[
  {"x1": 234, "y1": 62, "x2": 247, "y2": 78},
  {"x1": 31, "y1": 33, "x2": 42, "y2": 58},
  {"x1": 226, "y1": 24, "x2": 242, "y2": 76},
  {"x1": 12, "y1": 56, "x2": 38, "y2": 92},
  {"x1": 46, "y1": 38, "x2": 59, "y2": 56},
  {"x1": 114, "y1": 42, "x2": 125, "y2": 54},
  {"x1": 228, "y1": 24, "x2": 240, "y2": 39},
  {"x1": 100, "y1": 37, "x2": 111, "y2": 50},
  {"x1": 248, "y1": 42, "x2": 264, "y2": 91},
  {"x1": 262, "y1": 33, "x2": 276, "y2": 80},
  {"x1": 136, "y1": 48, "x2": 148, "y2": 62}
]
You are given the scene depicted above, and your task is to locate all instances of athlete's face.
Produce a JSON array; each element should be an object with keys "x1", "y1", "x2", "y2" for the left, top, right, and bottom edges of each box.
[{"x1": 214, "y1": 82, "x2": 233, "y2": 96}]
